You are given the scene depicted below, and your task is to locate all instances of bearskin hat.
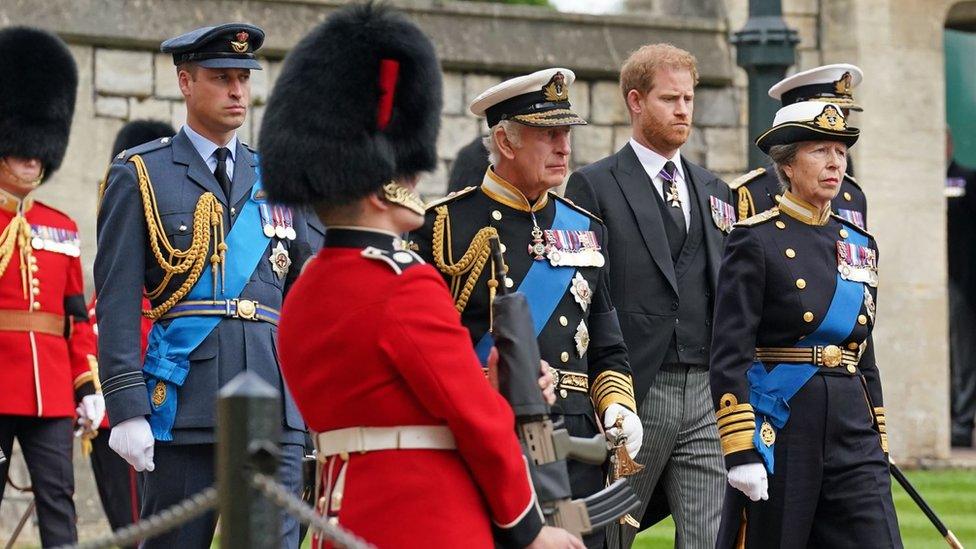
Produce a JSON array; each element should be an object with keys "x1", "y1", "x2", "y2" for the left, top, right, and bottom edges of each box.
[
  {"x1": 0, "y1": 27, "x2": 78, "y2": 178},
  {"x1": 259, "y1": 2, "x2": 442, "y2": 206},
  {"x1": 111, "y1": 120, "x2": 176, "y2": 160}
]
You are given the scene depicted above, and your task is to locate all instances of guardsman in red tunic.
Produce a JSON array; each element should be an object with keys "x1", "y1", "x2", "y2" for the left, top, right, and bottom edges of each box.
[
  {"x1": 0, "y1": 27, "x2": 104, "y2": 548},
  {"x1": 260, "y1": 5, "x2": 585, "y2": 548},
  {"x1": 83, "y1": 120, "x2": 174, "y2": 546}
]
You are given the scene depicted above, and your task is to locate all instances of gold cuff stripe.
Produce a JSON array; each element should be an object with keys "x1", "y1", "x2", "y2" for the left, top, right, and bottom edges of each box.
[
  {"x1": 718, "y1": 416, "x2": 756, "y2": 435},
  {"x1": 591, "y1": 372, "x2": 635, "y2": 396},
  {"x1": 592, "y1": 379, "x2": 634, "y2": 398},
  {"x1": 719, "y1": 421, "x2": 756, "y2": 438},
  {"x1": 717, "y1": 409, "x2": 755, "y2": 426},
  {"x1": 595, "y1": 393, "x2": 638, "y2": 416},
  {"x1": 73, "y1": 371, "x2": 94, "y2": 390},
  {"x1": 720, "y1": 431, "x2": 756, "y2": 456}
]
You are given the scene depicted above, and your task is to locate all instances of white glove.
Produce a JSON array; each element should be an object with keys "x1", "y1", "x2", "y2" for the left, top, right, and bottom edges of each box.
[
  {"x1": 109, "y1": 416, "x2": 156, "y2": 472},
  {"x1": 603, "y1": 403, "x2": 643, "y2": 459},
  {"x1": 728, "y1": 463, "x2": 768, "y2": 502},
  {"x1": 77, "y1": 394, "x2": 106, "y2": 429}
]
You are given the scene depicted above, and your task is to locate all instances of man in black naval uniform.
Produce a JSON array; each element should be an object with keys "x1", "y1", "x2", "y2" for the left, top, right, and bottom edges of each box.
[
  {"x1": 412, "y1": 68, "x2": 642, "y2": 549},
  {"x1": 95, "y1": 24, "x2": 309, "y2": 547},
  {"x1": 731, "y1": 64, "x2": 868, "y2": 229}
]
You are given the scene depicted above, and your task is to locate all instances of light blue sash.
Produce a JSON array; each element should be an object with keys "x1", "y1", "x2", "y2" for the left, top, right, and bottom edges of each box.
[
  {"x1": 144, "y1": 177, "x2": 271, "y2": 441},
  {"x1": 473, "y1": 200, "x2": 589, "y2": 364},
  {"x1": 747, "y1": 226, "x2": 869, "y2": 473}
]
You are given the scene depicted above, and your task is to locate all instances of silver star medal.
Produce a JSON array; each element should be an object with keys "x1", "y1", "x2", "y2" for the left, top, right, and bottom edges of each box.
[
  {"x1": 269, "y1": 241, "x2": 292, "y2": 279},
  {"x1": 575, "y1": 319, "x2": 590, "y2": 357},
  {"x1": 666, "y1": 181, "x2": 682, "y2": 208},
  {"x1": 863, "y1": 286, "x2": 876, "y2": 325},
  {"x1": 570, "y1": 272, "x2": 592, "y2": 311}
]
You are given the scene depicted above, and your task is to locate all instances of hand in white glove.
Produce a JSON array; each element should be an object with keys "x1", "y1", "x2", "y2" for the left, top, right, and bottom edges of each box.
[
  {"x1": 109, "y1": 416, "x2": 156, "y2": 472},
  {"x1": 603, "y1": 403, "x2": 643, "y2": 459},
  {"x1": 727, "y1": 463, "x2": 768, "y2": 502},
  {"x1": 76, "y1": 394, "x2": 106, "y2": 430}
]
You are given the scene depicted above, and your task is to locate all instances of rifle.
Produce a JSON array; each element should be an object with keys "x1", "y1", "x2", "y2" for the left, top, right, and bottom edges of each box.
[{"x1": 487, "y1": 237, "x2": 640, "y2": 537}]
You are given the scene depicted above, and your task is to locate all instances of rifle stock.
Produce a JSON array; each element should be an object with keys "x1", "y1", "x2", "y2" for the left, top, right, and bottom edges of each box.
[{"x1": 487, "y1": 237, "x2": 640, "y2": 537}]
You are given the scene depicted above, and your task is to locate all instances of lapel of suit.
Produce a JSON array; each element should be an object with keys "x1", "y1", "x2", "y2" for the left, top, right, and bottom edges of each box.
[
  {"x1": 230, "y1": 142, "x2": 257, "y2": 209},
  {"x1": 683, "y1": 158, "x2": 721, "y2": 289},
  {"x1": 612, "y1": 143, "x2": 678, "y2": 294},
  {"x1": 171, "y1": 129, "x2": 226, "y2": 205}
]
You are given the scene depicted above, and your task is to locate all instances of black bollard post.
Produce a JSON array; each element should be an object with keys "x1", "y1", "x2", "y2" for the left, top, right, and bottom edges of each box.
[
  {"x1": 218, "y1": 371, "x2": 282, "y2": 549},
  {"x1": 731, "y1": 0, "x2": 800, "y2": 168}
]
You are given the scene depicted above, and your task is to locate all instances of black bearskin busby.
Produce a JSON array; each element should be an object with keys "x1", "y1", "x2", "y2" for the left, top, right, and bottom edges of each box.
[
  {"x1": 259, "y1": 2, "x2": 442, "y2": 206},
  {"x1": 110, "y1": 120, "x2": 176, "y2": 160},
  {"x1": 0, "y1": 27, "x2": 78, "y2": 178}
]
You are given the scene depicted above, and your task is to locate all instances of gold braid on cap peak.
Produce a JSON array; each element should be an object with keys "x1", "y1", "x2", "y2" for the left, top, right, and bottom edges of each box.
[
  {"x1": 431, "y1": 205, "x2": 498, "y2": 314},
  {"x1": 591, "y1": 371, "x2": 637, "y2": 417},
  {"x1": 716, "y1": 393, "x2": 757, "y2": 456},
  {"x1": 382, "y1": 181, "x2": 425, "y2": 216},
  {"x1": 130, "y1": 155, "x2": 227, "y2": 320}
]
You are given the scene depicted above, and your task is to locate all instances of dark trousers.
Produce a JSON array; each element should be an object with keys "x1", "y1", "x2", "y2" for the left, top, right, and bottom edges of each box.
[
  {"x1": 563, "y1": 413, "x2": 607, "y2": 549},
  {"x1": 140, "y1": 441, "x2": 304, "y2": 549},
  {"x1": 722, "y1": 373, "x2": 902, "y2": 549},
  {"x1": 0, "y1": 415, "x2": 77, "y2": 548},
  {"x1": 950, "y1": 280, "x2": 976, "y2": 446},
  {"x1": 90, "y1": 428, "x2": 141, "y2": 548}
]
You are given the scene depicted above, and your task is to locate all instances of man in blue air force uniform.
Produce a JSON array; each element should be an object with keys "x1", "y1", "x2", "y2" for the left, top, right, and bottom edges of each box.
[{"x1": 94, "y1": 24, "x2": 310, "y2": 548}]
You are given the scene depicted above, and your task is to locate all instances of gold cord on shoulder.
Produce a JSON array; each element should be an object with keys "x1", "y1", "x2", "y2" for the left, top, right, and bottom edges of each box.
[
  {"x1": 0, "y1": 213, "x2": 33, "y2": 298},
  {"x1": 431, "y1": 205, "x2": 497, "y2": 314},
  {"x1": 737, "y1": 186, "x2": 755, "y2": 220},
  {"x1": 130, "y1": 155, "x2": 226, "y2": 320}
]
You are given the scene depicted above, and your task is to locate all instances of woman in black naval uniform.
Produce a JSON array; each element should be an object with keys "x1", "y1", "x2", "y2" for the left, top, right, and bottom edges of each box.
[{"x1": 710, "y1": 100, "x2": 902, "y2": 548}]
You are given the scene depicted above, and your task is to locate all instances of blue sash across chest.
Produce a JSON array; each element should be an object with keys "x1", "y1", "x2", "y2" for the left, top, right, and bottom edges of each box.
[
  {"x1": 747, "y1": 226, "x2": 869, "y2": 473},
  {"x1": 473, "y1": 200, "x2": 589, "y2": 364},
  {"x1": 144, "y1": 177, "x2": 271, "y2": 441}
]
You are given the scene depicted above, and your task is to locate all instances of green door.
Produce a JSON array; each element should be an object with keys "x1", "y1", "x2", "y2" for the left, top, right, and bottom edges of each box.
[{"x1": 946, "y1": 28, "x2": 976, "y2": 168}]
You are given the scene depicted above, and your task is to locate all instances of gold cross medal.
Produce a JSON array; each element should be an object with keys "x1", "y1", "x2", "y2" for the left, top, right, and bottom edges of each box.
[
  {"x1": 575, "y1": 319, "x2": 590, "y2": 357},
  {"x1": 528, "y1": 225, "x2": 547, "y2": 260},
  {"x1": 269, "y1": 241, "x2": 292, "y2": 279}
]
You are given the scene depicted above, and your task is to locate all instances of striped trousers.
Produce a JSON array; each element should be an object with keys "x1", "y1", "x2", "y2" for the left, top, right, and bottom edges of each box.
[{"x1": 608, "y1": 363, "x2": 725, "y2": 549}]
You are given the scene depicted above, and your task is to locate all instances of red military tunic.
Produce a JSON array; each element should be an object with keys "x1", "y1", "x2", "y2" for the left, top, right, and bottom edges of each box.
[
  {"x1": 86, "y1": 295, "x2": 152, "y2": 428},
  {"x1": 0, "y1": 191, "x2": 97, "y2": 418},
  {"x1": 278, "y1": 228, "x2": 543, "y2": 549}
]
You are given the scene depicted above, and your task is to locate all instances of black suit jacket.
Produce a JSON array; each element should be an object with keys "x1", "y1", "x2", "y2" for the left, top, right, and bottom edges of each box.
[{"x1": 565, "y1": 143, "x2": 734, "y2": 403}]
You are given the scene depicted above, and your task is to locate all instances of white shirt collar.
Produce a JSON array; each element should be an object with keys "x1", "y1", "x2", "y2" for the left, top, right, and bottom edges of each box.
[
  {"x1": 629, "y1": 138, "x2": 684, "y2": 182},
  {"x1": 183, "y1": 123, "x2": 238, "y2": 164}
]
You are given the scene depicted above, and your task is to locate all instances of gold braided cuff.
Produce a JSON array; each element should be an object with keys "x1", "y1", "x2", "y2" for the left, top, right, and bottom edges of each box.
[
  {"x1": 716, "y1": 393, "x2": 757, "y2": 456},
  {"x1": 73, "y1": 371, "x2": 94, "y2": 390},
  {"x1": 875, "y1": 407, "x2": 888, "y2": 453},
  {"x1": 591, "y1": 371, "x2": 637, "y2": 416}
]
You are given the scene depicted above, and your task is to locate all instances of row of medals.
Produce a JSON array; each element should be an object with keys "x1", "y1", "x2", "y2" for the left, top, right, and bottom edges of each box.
[{"x1": 528, "y1": 225, "x2": 605, "y2": 268}]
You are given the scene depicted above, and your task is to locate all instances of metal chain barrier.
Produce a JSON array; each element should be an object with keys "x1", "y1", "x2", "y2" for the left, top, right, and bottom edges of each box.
[
  {"x1": 249, "y1": 472, "x2": 375, "y2": 549},
  {"x1": 52, "y1": 487, "x2": 218, "y2": 549}
]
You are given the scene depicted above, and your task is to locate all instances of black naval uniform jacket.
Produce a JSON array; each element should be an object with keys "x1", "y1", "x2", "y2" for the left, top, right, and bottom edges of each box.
[
  {"x1": 730, "y1": 163, "x2": 868, "y2": 230},
  {"x1": 564, "y1": 143, "x2": 735, "y2": 404},
  {"x1": 709, "y1": 193, "x2": 898, "y2": 548},
  {"x1": 412, "y1": 169, "x2": 635, "y2": 502},
  {"x1": 95, "y1": 130, "x2": 309, "y2": 445}
]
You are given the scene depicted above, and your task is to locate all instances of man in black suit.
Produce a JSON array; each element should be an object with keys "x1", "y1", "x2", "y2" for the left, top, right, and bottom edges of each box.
[{"x1": 565, "y1": 43, "x2": 731, "y2": 548}]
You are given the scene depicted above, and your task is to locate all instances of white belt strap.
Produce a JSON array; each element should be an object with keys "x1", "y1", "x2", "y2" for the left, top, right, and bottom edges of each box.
[{"x1": 314, "y1": 425, "x2": 456, "y2": 460}]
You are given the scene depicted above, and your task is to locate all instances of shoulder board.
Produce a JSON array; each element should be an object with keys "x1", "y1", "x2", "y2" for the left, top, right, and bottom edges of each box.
[
  {"x1": 361, "y1": 246, "x2": 425, "y2": 275},
  {"x1": 734, "y1": 207, "x2": 780, "y2": 227},
  {"x1": 831, "y1": 213, "x2": 873, "y2": 239},
  {"x1": 552, "y1": 193, "x2": 603, "y2": 224},
  {"x1": 843, "y1": 172, "x2": 862, "y2": 190},
  {"x1": 114, "y1": 137, "x2": 173, "y2": 163},
  {"x1": 727, "y1": 167, "x2": 766, "y2": 190},
  {"x1": 241, "y1": 141, "x2": 257, "y2": 154},
  {"x1": 424, "y1": 185, "x2": 478, "y2": 210}
]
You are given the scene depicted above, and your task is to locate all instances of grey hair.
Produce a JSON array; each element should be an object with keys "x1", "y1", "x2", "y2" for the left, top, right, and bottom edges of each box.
[
  {"x1": 483, "y1": 120, "x2": 524, "y2": 165},
  {"x1": 767, "y1": 143, "x2": 801, "y2": 192}
]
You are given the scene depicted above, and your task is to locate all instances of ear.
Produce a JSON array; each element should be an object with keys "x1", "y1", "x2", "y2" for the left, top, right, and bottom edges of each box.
[
  {"x1": 782, "y1": 164, "x2": 795, "y2": 181},
  {"x1": 625, "y1": 89, "x2": 644, "y2": 117},
  {"x1": 366, "y1": 191, "x2": 391, "y2": 213},
  {"x1": 177, "y1": 69, "x2": 192, "y2": 98},
  {"x1": 495, "y1": 127, "x2": 518, "y2": 161}
]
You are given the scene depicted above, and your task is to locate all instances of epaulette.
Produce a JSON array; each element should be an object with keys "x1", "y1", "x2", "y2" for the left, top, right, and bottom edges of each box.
[
  {"x1": 727, "y1": 167, "x2": 766, "y2": 190},
  {"x1": 831, "y1": 213, "x2": 873, "y2": 239},
  {"x1": 424, "y1": 185, "x2": 477, "y2": 211},
  {"x1": 843, "y1": 172, "x2": 862, "y2": 190},
  {"x1": 114, "y1": 136, "x2": 173, "y2": 163},
  {"x1": 361, "y1": 246, "x2": 425, "y2": 275},
  {"x1": 552, "y1": 192, "x2": 603, "y2": 224},
  {"x1": 734, "y1": 207, "x2": 780, "y2": 227}
]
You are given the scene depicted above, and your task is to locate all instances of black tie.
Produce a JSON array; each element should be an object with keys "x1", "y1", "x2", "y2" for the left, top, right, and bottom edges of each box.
[
  {"x1": 660, "y1": 161, "x2": 686, "y2": 252},
  {"x1": 214, "y1": 147, "x2": 232, "y2": 202}
]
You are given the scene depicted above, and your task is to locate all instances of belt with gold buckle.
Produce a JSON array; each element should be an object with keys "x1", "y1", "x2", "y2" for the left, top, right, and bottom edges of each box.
[
  {"x1": 755, "y1": 344, "x2": 863, "y2": 374},
  {"x1": 159, "y1": 299, "x2": 281, "y2": 325}
]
